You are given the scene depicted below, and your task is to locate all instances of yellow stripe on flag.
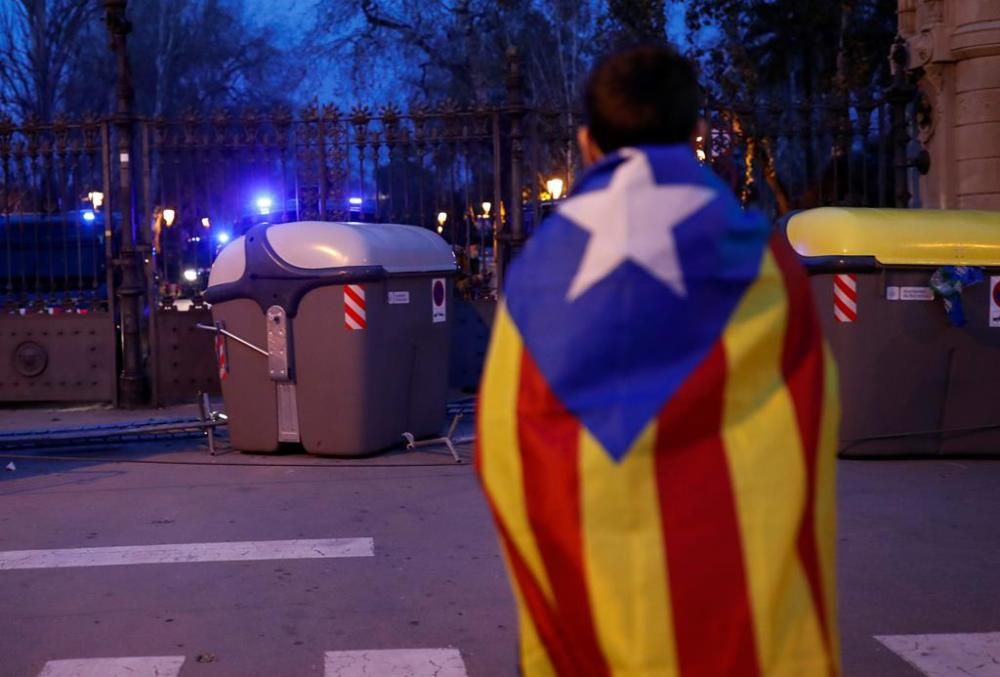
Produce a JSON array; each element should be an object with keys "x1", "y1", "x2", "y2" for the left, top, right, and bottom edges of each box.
[
  {"x1": 478, "y1": 303, "x2": 555, "y2": 605},
  {"x1": 816, "y1": 346, "x2": 842, "y2": 672},
  {"x1": 579, "y1": 424, "x2": 679, "y2": 677},
  {"x1": 497, "y1": 541, "x2": 557, "y2": 677},
  {"x1": 720, "y1": 252, "x2": 833, "y2": 675}
]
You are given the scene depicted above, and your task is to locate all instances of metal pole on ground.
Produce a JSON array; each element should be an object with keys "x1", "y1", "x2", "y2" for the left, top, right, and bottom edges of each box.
[{"x1": 103, "y1": 0, "x2": 149, "y2": 407}]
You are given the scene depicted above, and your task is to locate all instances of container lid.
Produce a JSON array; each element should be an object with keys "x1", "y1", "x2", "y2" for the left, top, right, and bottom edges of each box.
[
  {"x1": 265, "y1": 221, "x2": 454, "y2": 273},
  {"x1": 786, "y1": 207, "x2": 1000, "y2": 266},
  {"x1": 208, "y1": 234, "x2": 247, "y2": 287},
  {"x1": 208, "y1": 221, "x2": 456, "y2": 289}
]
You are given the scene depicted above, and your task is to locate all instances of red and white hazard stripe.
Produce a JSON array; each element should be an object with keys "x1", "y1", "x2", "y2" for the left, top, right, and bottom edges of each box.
[
  {"x1": 344, "y1": 284, "x2": 367, "y2": 330},
  {"x1": 833, "y1": 273, "x2": 858, "y2": 323},
  {"x1": 215, "y1": 332, "x2": 228, "y2": 381}
]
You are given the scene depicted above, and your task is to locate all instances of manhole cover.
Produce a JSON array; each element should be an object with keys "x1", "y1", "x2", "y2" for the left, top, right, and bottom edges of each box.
[{"x1": 13, "y1": 341, "x2": 48, "y2": 377}]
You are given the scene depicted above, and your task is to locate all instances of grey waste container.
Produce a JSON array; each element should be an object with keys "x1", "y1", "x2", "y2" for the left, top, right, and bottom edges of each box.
[
  {"x1": 204, "y1": 221, "x2": 457, "y2": 456},
  {"x1": 785, "y1": 207, "x2": 1000, "y2": 457}
]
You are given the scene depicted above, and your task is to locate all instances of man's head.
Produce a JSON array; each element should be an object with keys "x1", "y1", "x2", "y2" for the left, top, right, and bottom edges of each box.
[{"x1": 579, "y1": 45, "x2": 702, "y2": 165}]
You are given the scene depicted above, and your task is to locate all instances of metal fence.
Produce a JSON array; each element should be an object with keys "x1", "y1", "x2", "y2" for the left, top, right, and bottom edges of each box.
[
  {"x1": 137, "y1": 100, "x2": 904, "y2": 296},
  {"x1": 0, "y1": 47, "x2": 921, "y2": 404},
  {"x1": 0, "y1": 116, "x2": 111, "y2": 311}
]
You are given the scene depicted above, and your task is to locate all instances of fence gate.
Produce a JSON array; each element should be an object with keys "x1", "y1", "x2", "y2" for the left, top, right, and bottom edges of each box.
[
  {"x1": 0, "y1": 47, "x2": 923, "y2": 407},
  {"x1": 0, "y1": 117, "x2": 117, "y2": 403}
]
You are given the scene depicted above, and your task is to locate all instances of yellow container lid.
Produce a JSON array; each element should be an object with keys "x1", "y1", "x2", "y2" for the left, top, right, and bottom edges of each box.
[{"x1": 786, "y1": 207, "x2": 1000, "y2": 266}]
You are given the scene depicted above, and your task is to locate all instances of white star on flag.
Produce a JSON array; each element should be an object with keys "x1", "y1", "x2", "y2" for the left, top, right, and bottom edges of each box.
[{"x1": 559, "y1": 149, "x2": 717, "y2": 302}]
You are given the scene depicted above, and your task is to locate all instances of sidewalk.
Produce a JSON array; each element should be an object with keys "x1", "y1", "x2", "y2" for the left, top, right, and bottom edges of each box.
[{"x1": 0, "y1": 400, "x2": 217, "y2": 435}]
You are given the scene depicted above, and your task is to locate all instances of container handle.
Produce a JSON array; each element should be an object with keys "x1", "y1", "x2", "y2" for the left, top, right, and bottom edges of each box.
[{"x1": 195, "y1": 323, "x2": 268, "y2": 357}]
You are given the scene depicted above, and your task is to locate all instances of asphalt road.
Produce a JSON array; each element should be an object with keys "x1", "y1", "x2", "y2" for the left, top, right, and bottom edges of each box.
[{"x1": 0, "y1": 436, "x2": 998, "y2": 676}]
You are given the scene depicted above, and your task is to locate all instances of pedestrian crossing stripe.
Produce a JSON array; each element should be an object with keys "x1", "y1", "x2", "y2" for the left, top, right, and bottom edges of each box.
[
  {"x1": 325, "y1": 649, "x2": 468, "y2": 676},
  {"x1": 0, "y1": 538, "x2": 373, "y2": 570},
  {"x1": 38, "y1": 656, "x2": 185, "y2": 677},
  {"x1": 36, "y1": 649, "x2": 468, "y2": 677},
  {"x1": 877, "y1": 632, "x2": 1000, "y2": 676}
]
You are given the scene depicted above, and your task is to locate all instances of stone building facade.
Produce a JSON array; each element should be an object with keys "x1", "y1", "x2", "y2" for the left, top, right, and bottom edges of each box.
[{"x1": 899, "y1": 0, "x2": 1000, "y2": 209}]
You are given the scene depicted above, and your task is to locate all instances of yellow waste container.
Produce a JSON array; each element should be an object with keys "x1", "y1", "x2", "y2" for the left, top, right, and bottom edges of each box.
[{"x1": 785, "y1": 207, "x2": 1000, "y2": 457}]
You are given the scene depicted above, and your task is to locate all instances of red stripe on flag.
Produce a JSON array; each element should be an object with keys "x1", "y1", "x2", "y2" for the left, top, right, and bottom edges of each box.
[
  {"x1": 654, "y1": 342, "x2": 761, "y2": 677},
  {"x1": 517, "y1": 351, "x2": 610, "y2": 677},
  {"x1": 474, "y1": 379, "x2": 573, "y2": 671},
  {"x1": 344, "y1": 303, "x2": 366, "y2": 328},
  {"x1": 771, "y1": 236, "x2": 834, "y2": 652},
  {"x1": 488, "y1": 500, "x2": 580, "y2": 675}
]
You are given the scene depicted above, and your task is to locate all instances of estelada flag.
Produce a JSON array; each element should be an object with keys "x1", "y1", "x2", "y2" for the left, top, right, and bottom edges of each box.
[{"x1": 476, "y1": 146, "x2": 840, "y2": 676}]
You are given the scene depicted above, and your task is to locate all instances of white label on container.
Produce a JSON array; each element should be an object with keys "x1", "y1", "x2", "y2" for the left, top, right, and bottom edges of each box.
[
  {"x1": 388, "y1": 291, "x2": 410, "y2": 305},
  {"x1": 990, "y1": 277, "x2": 1000, "y2": 327},
  {"x1": 432, "y1": 278, "x2": 447, "y2": 323},
  {"x1": 899, "y1": 286, "x2": 934, "y2": 301},
  {"x1": 886, "y1": 286, "x2": 900, "y2": 300}
]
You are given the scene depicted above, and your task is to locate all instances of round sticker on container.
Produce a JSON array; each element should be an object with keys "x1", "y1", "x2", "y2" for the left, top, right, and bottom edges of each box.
[
  {"x1": 991, "y1": 277, "x2": 1000, "y2": 328},
  {"x1": 432, "y1": 278, "x2": 446, "y2": 323}
]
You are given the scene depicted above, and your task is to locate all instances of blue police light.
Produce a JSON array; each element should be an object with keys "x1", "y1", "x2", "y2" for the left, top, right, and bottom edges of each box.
[
  {"x1": 348, "y1": 196, "x2": 363, "y2": 206},
  {"x1": 255, "y1": 195, "x2": 273, "y2": 215},
  {"x1": 217, "y1": 232, "x2": 231, "y2": 244},
  {"x1": 82, "y1": 210, "x2": 96, "y2": 222}
]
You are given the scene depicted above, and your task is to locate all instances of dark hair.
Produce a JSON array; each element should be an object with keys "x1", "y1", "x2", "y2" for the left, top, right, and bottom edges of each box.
[{"x1": 584, "y1": 45, "x2": 701, "y2": 152}]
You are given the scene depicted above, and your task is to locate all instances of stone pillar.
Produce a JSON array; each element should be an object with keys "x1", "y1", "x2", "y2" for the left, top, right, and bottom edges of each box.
[
  {"x1": 952, "y1": 3, "x2": 1000, "y2": 209},
  {"x1": 903, "y1": 0, "x2": 1000, "y2": 209}
]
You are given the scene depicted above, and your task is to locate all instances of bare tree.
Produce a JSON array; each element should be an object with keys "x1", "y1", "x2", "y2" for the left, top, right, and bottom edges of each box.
[
  {"x1": 309, "y1": 0, "x2": 605, "y2": 107},
  {"x1": 0, "y1": 0, "x2": 101, "y2": 121},
  {"x1": 128, "y1": 0, "x2": 297, "y2": 117},
  {"x1": 0, "y1": 0, "x2": 298, "y2": 122}
]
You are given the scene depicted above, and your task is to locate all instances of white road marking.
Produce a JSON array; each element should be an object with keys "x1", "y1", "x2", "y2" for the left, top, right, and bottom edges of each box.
[
  {"x1": 876, "y1": 632, "x2": 1000, "y2": 676},
  {"x1": 325, "y1": 648, "x2": 468, "y2": 677},
  {"x1": 0, "y1": 538, "x2": 374, "y2": 570},
  {"x1": 37, "y1": 656, "x2": 185, "y2": 677}
]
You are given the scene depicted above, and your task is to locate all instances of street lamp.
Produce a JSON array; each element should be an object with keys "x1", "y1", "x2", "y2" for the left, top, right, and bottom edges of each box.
[
  {"x1": 481, "y1": 201, "x2": 491, "y2": 217},
  {"x1": 162, "y1": 208, "x2": 176, "y2": 227},
  {"x1": 546, "y1": 177, "x2": 564, "y2": 201},
  {"x1": 201, "y1": 217, "x2": 211, "y2": 228},
  {"x1": 88, "y1": 191, "x2": 104, "y2": 209},
  {"x1": 437, "y1": 211, "x2": 447, "y2": 234},
  {"x1": 104, "y1": 0, "x2": 148, "y2": 407}
]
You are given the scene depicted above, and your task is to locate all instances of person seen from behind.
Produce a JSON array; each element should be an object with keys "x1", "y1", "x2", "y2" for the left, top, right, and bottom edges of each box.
[{"x1": 476, "y1": 44, "x2": 840, "y2": 676}]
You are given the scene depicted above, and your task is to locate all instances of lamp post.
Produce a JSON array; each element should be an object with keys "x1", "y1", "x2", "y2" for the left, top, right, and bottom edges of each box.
[
  {"x1": 103, "y1": 0, "x2": 148, "y2": 407},
  {"x1": 546, "y1": 177, "x2": 564, "y2": 201},
  {"x1": 695, "y1": 136, "x2": 707, "y2": 163},
  {"x1": 437, "y1": 211, "x2": 447, "y2": 235},
  {"x1": 479, "y1": 202, "x2": 491, "y2": 279},
  {"x1": 162, "y1": 208, "x2": 176, "y2": 227}
]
